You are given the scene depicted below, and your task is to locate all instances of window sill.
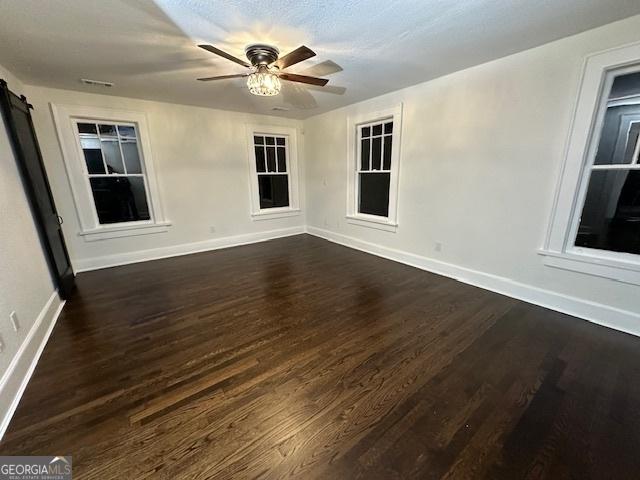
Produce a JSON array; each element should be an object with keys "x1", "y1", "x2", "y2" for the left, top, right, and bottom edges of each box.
[
  {"x1": 538, "y1": 249, "x2": 640, "y2": 286},
  {"x1": 346, "y1": 215, "x2": 398, "y2": 233},
  {"x1": 251, "y1": 208, "x2": 301, "y2": 221},
  {"x1": 79, "y1": 221, "x2": 172, "y2": 242}
]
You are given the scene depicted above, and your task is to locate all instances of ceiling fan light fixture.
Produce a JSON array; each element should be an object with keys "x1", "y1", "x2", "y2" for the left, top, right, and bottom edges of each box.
[{"x1": 247, "y1": 66, "x2": 281, "y2": 96}]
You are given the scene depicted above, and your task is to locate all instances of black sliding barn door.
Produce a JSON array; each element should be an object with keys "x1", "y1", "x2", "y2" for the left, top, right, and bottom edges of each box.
[{"x1": 0, "y1": 80, "x2": 75, "y2": 298}]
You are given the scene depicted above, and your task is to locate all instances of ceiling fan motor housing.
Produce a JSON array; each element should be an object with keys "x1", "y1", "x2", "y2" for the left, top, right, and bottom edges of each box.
[{"x1": 245, "y1": 44, "x2": 280, "y2": 67}]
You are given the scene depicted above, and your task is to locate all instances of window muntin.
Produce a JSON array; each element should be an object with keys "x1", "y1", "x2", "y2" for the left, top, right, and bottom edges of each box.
[
  {"x1": 253, "y1": 134, "x2": 290, "y2": 209},
  {"x1": 574, "y1": 70, "x2": 640, "y2": 256},
  {"x1": 357, "y1": 120, "x2": 394, "y2": 217},
  {"x1": 76, "y1": 122, "x2": 151, "y2": 224}
]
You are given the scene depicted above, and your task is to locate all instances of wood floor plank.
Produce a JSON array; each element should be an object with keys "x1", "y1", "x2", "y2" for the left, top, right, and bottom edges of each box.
[{"x1": 1, "y1": 234, "x2": 639, "y2": 479}]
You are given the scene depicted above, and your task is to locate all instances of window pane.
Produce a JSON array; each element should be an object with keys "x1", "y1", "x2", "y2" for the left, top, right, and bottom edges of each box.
[
  {"x1": 101, "y1": 140, "x2": 125, "y2": 174},
  {"x1": 372, "y1": 124, "x2": 383, "y2": 136},
  {"x1": 266, "y1": 146, "x2": 277, "y2": 172},
  {"x1": 122, "y1": 141, "x2": 142, "y2": 174},
  {"x1": 77, "y1": 123, "x2": 97, "y2": 134},
  {"x1": 255, "y1": 146, "x2": 266, "y2": 172},
  {"x1": 384, "y1": 122, "x2": 393, "y2": 134},
  {"x1": 359, "y1": 173, "x2": 390, "y2": 217},
  {"x1": 361, "y1": 139, "x2": 370, "y2": 170},
  {"x1": 383, "y1": 135, "x2": 392, "y2": 170},
  {"x1": 575, "y1": 170, "x2": 640, "y2": 255},
  {"x1": 98, "y1": 124, "x2": 117, "y2": 137},
  {"x1": 265, "y1": 136, "x2": 275, "y2": 145},
  {"x1": 362, "y1": 126, "x2": 370, "y2": 138},
  {"x1": 254, "y1": 136, "x2": 264, "y2": 145},
  {"x1": 372, "y1": 137, "x2": 382, "y2": 170},
  {"x1": 80, "y1": 137, "x2": 104, "y2": 174},
  {"x1": 276, "y1": 137, "x2": 285, "y2": 146},
  {"x1": 258, "y1": 174, "x2": 289, "y2": 209},
  {"x1": 277, "y1": 147, "x2": 287, "y2": 172},
  {"x1": 90, "y1": 176, "x2": 151, "y2": 224},
  {"x1": 117, "y1": 125, "x2": 136, "y2": 138},
  {"x1": 622, "y1": 123, "x2": 640, "y2": 164},
  {"x1": 594, "y1": 71, "x2": 640, "y2": 165},
  {"x1": 83, "y1": 149, "x2": 105, "y2": 174}
]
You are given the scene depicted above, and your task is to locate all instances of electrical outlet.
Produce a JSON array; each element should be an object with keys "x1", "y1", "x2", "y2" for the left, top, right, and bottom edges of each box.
[
  {"x1": 10, "y1": 311, "x2": 19, "y2": 332},
  {"x1": 434, "y1": 242, "x2": 443, "y2": 252}
]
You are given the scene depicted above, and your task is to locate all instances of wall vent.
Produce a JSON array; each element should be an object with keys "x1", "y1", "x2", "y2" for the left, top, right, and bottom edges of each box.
[{"x1": 80, "y1": 78, "x2": 114, "y2": 87}]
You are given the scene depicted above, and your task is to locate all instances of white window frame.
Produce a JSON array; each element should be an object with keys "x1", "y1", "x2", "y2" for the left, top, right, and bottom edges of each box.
[
  {"x1": 540, "y1": 42, "x2": 640, "y2": 286},
  {"x1": 51, "y1": 104, "x2": 170, "y2": 241},
  {"x1": 346, "y1": 103, "x2": 402, "y2": 232},
  {"x1": 245, "y1": 124, "x2": 300, "y2": 220}
]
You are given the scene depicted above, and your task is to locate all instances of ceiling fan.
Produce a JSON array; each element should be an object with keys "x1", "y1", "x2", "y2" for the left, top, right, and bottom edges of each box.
[{"x1": 197, "y1": 44, "x2": 329, "y2": 97}]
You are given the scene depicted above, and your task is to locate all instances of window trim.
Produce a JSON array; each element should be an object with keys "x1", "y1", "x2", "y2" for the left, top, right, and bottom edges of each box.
[
  {"x1": 540, "y1": 42, "x2": 640, "y2": 285},
  {"x1": 346, "y1": 103, "x2": 402, "y2": 232},
  {"x1": 51, "y1": 104, "x2": 170, "y2": 241},
  {"x1": 245, "y1": 124, "x2": 300, "y2": 220}
]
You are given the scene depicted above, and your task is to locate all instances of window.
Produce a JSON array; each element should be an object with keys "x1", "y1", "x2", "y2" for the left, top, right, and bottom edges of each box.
[
  {"x1": 52, "y1": 105, "x2": 169, "y2": 241},
  {"x1": 346, "y1": 104, "x2": 402, "y2": 232},
  {"x1": 76, "y1": 122, "x2": 151, "y2": 224},
  {"x1": 541, "y1": 43, "x2": 640, "y2": 285},
  {"x1": 358, "y1": 120, "x2": 394, "y2": 217},
  {"x1": 254, "y1": 135, "x2": 290, "y2": 209},
  {"x1": 246, "y1": 125, "x2": 300, "y2": 220}
]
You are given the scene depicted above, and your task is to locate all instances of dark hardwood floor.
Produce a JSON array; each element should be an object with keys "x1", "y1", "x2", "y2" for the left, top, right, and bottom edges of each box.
[{"x1": 2, "y1": 234, "x2": 640, "y2": 479}]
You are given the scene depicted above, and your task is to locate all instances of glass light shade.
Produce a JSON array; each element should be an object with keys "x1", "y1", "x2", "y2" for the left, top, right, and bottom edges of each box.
[{"x1": 247, "y1": 67, "x2": 281, "y2": 96}]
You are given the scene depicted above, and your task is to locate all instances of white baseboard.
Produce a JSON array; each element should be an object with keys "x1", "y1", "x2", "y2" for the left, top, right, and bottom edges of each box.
[
  {"x1": 0, "y1": 291, "x2": 65, "y2": 440},
  {"x1": 306, "y1": 226, "x2": 640, "y2": 337},
  {"x1": 74, "y1": 226, "x2": 306, "y2": 273}
]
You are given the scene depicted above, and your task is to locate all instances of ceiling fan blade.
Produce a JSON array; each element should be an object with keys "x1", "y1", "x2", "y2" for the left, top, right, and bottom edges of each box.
[
  {"x1": 282, "y1": 83, "x2": 318, "y2": 110},
  {"x1": 279, "y1": 73, "x2": 328, "y2": 86},
  {"x1": 274, "y1": 46, "x2": 316, "y2": 70},
  {"x1": 198, "y1": 44, "x2": 250, "y2": 68},
  {"x1": 197, "y1": 73, "x2": 248, "y2": 82}
]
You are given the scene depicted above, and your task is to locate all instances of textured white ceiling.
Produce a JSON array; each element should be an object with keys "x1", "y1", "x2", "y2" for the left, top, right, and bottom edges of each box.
[{"x1": 1, "y1": 0, "x2": 639, "y2": 119}]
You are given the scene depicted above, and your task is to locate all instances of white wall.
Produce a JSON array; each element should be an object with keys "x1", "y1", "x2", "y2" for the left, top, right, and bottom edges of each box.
[
  {"x1": 24, "y1": 86, "x2": 305, "y2": 271},
  {"x1": 0, "y1": 63, "x2": 62, "y2": 431},
  {"x1": 304, "y1": 15, "x2": 640, "y2": 332}
]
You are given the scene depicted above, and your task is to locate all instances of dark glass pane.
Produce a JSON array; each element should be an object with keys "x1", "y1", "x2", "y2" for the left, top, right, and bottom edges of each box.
[
  {"x1": 82, "y1": 149, "x2": 104, "y2": 174},
  {"x1": 277, "y1": 147, "x2": 287, "y2": 172},
  {"x1": 255, "y1": 146, "x2": 266, "y2": 172},
  {"x1": 98, "y1": 124, "x2": 117, "y2": 136},
  {"x1": 276, "y1": 137, "x2": 285, "y2": 146},
  {"x1": 265, "y1": 136, "x2": 275, "y2": 145},
  {"x1": 594, "y1": 106, "x2": 640, "y2": 165},
  {"x1": 80, "y1": 137, "x2": 104, "y2": 174},
  {"x1": 372, "y1": 137, "x2": 382, "y2": 170},
  {"x1": 258, "y1": 174, "x2": 289, "y2": 209},
  {"x1": 359, "y1": 173, "x2": 390, "y2": 217},
  {"x1": 575, "y1": 170, "x2": 640, "y2": 255},
  {"x1": 622, "y1": 122, "x2": 640, "y2": 164},
  {"x1": 122, "y1": 141, "x2": 142, "y2": 174},
  {"x1": 90, "y1": 176, "x2": 150, "y2": 224},
  {"x1": 384, "y1": 122, "x2": 393, "y2": 134},
  {"x1": 254, "y1": 135, "x2": 264, "y2": 145},
  {"x1": 117, "y1": 125, "x2": 136, "y2": 138},
  {"x1": 77, "y1": 123, "x2": 97, "y2": 134},
  {"x1": 266, "y1": 146, "x2": 277, "y2": 172},
  {"x1": 361, "y1": 139, "x2": 370, "y2": 170},
  {"x1": 372, "y1": 124, "x2": 383, "y2": 136},
  {"x1": 383, "y1": 135, "x2": 392, "y2": 170},
  {"x1": 362, "y1": 126, "x2": 370, "y2": 138},
  {"x1": 101, "y1": 140, "x2": 124, "y2": 174}
]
